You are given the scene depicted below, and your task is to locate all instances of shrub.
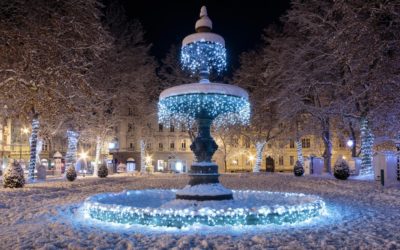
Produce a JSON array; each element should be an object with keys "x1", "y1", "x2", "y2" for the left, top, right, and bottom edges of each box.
[
  {"x1": 66, "y1": 165, "x2": 77, "y2": 181},
  {"x1": 293, "y1": 160, "x2": 304, "y2": 176},
  {"x1": 98, "y1": 164, "x2": 108, "y2": 178},
  {"x1": 3, "y1": 160, "x2": 25, "y2": 188},
  {"x1": 333, "y1": 158, "x2": 350, "y2": 180}
]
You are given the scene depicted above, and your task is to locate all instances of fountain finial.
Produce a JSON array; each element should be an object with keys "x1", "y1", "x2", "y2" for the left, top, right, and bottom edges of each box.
[{"x1": 195, "y1": 6, "x2": 212, "y2": 32}]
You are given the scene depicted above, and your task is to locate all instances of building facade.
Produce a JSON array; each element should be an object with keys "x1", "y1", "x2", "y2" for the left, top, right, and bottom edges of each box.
[{"x1": 111, "y1": 116, "x2": 353, "y2": 173}]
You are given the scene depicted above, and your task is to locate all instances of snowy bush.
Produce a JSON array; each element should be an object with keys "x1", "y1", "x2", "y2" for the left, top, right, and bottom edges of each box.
[
  {"x1": 333, "y1": 158, "x2": 350, "y2": 180},
  {"x1": 3, "y1": 160, "x2": 25, "y2": 188},
  {"x1": 66, "y1": 166, "x2": 77, "y2": 181},
  {"x1": 293, "y1": 160, "x2": 304, "y2": 177},
  {"x1": 97, "y1": 164, "x2": 108, "y2": 178}
]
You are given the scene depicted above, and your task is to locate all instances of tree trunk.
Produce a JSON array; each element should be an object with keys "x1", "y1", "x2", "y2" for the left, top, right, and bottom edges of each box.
[
  {"x1": 321, "y1": 118, "x2": 332, "y2": 173},
  {"x1": 66, "y1": 130, "x2": 79, "y2": 171},
  {"x1": 93, "y1": 136, "x2": 102, "y2": 176},
  {"x1": 253, "y1": 141, "x2": 266, "y2": 173},
  {"x1": 140, "y1": 139, "x2": 146, "y2": 173},
  {"x1": 349, "y1": 122, "x2": 357, "y2": 157},
  {"x1": 28, "y1": 114, "x2": 40, "y2": 181},
  {"x1": 295, "y1": 139, "x2": 304, "y2": 166},
  {"x1": 360, "y1": 117, "x2": 374, "y2": 175}
]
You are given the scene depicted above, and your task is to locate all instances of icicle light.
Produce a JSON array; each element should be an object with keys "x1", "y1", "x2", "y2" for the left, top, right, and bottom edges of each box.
[
  {"x1": 82, "y1": 190, "x2": 326, "y2": 228},
  {"x1": 181, "y1": 41, "x2": 226, "y2": 76},
  {"x1": 158, "y1": 93, "x2": 250, "y2": 127}
]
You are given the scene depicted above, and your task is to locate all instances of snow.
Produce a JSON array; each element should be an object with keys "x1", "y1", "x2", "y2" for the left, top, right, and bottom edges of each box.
[
  {"x1": 159, "y1": 82, "x2": 248, "y2": 100},
  {"x1": 175, "y1": 183, "x2": 232, "y2": 196},
  {"x1": 1, "y1": 173, "x2": 400, "y2": 249},
  {"x1": 182, "y1": 32, "x2": 225, "y2": 46}
]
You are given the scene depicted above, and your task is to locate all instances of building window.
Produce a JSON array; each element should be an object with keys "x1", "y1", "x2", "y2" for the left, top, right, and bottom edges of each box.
[
  {"x1": 159, "y1": 124, "x2": 163, "y2": 132},
  {"x1": 181, "y1": 140, "x2": 186, "y2": 150},
  {"x1": 170, "y1": 124, "x2": 175, "y2": 132},
  {"x1": 170, "y1": 142, "x2": 175, "y2": 150},
  {"x1": 128, "y1": 123, "x2": 133, "y2": 133},
  {"x1": 146, "y1": 143, "x2": 151, "y2": 150},
  {"x1": 244, "y1": 138, "x2": 250, "y2": 148},
  {"x1": 290, "y1": 156, "x2": 294, "y2": 165},
  {"x1": 128, "y1": 108, "x2": 133, "y2": 116},
  {"x1": 42, "y1": 141, "x2": 48, "y2": 151},
  {"x1": 232, "y1": 159, "x2": 238, "y2": 165},
  {"x1": 302, "y1": 138, "x2": 311, "y2": 148},
  {"x1": 159, "y1": 143, "x2": 163, "y2": 151},
  {"x1": 338, "y1": 140, "x2": 345, "y2": 148},
  {"x1": 181, "y1": 124, "x2": 186, "y2": 132},
  {"x1": 232, "y1": 138, "x2": 239, "y2": 148},
  {"x1": 289, "y1": 139, "x2": 295, "y2": 148},
  {"x1": 129, "y1": 143, "x2": 134, "y2": 149},
  {"x1": 279, "y1": 156, "x2": 284, "y2": 166}
]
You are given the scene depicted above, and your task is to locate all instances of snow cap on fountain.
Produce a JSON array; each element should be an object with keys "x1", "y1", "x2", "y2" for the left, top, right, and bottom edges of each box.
[
  {"x1": 181, "y1": 6, "x2": 226, "y2": 77},
  {"x1": 195, "y1": 6, "x2": 212, "y2": 32}
]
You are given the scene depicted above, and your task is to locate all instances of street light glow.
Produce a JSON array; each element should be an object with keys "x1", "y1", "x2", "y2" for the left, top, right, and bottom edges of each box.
[
  {"x1": 79, "y1": 151, "x2": 88, "y2": 160},
  {"x1": 346, "y1": 140, "x2": 354, "y2": 147}
]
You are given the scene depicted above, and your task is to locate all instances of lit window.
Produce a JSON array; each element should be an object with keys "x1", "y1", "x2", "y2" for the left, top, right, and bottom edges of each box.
[
  {"x1": 279, "y1": 156, "x2": 284, "y2": 166},
  {"x1": 301, "y1": 138, "x2": 311, "y2": 148},
  {"x1": 289, "y1": 139, "x2": 295, "y2": 148}
]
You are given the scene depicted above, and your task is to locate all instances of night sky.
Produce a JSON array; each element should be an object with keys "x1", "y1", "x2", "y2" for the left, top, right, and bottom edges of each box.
[{"x1": 122, "y1": 0, "x2": 291, "y2": 70}]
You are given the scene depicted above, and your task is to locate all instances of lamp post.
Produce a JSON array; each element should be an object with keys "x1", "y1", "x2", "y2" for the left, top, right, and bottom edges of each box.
[
  {"x1": 79, "y1": 151, "x2": 88, "y2": 177},
  {"x1": 19, "y1": 127, "x2": 29, "y2": 162}
]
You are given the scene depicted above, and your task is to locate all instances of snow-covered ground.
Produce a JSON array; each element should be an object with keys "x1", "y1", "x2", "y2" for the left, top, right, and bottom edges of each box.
[{"x1": 1, "y1": 173, "x2": 400, "y2": 249}]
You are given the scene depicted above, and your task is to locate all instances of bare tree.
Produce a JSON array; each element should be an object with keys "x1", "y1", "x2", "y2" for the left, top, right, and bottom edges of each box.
[{"x1": 0, "y1": 0, "x2": 111, "y2": 179}]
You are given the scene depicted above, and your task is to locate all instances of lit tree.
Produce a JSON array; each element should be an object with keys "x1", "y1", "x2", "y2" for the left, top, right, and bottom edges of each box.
[
  {"x1": 87, "y1": 1, "x2": 159, "y2": 173},
  {"x1": 327, "y1": 0, "x2": 400, "y2": 175},
  {"x1": 0, "y1": 0, "x2": 110, "y2": 180},
  {"x1": 234, "y1": 44, "x2": 285, "y2": 173}
]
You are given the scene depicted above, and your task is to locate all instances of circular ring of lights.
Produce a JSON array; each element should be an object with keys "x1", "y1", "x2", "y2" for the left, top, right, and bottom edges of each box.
[{"x1": 83, "y1": 190, "x2": 326, "y2": 228}]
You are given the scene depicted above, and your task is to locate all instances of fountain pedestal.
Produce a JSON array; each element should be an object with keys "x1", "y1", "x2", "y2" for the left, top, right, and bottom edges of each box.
[{"x1": 176, "y1": 114, "x2": 233, "y2": 201}]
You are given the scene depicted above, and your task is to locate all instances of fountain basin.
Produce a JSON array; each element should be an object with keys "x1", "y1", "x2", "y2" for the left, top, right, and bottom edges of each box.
[{"x1": 82, "y1": 189, "x2": 326, "y2": 228}]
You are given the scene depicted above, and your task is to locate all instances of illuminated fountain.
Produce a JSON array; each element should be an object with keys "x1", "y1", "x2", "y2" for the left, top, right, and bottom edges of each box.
[{"x1": 82, "y1": 6, "x2": 326, "y2": 229}]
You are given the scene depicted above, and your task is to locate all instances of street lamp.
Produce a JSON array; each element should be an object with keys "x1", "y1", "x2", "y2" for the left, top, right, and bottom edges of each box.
[
  {"x1": 79, "y1": 150, "x2": 88, "y2": 177},
  {"x1": 19, "y1": 127, "x2": 30, "y2": 162},
  {"x1": 346, "y1": 140, "x2": 354, "y2": 147}
]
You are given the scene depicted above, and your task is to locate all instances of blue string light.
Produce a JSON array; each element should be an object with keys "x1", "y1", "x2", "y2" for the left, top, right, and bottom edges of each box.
[
  {"x1": 181, "y1": 41, "x2": 226, "y2": 76},
  {"x1": 158, "y1": 93, "x2": 250, "y2": 127}
]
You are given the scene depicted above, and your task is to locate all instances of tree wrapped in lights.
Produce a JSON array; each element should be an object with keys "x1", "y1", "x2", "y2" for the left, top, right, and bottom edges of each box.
[
  {"x1": 140, "y1": 140, "x2": 146, "y2": 173},
  {"x1": 65, "y1": 130, "x2": 79, "y2": 171},
  {"x1": 158, "y1": 6, "x2": 250, "y2": 201},
  {"x1": 28, "y1": 115, "x2": 40, "y2": 180},
  {"x1": 360, "y1": 118, "x2": 374, "y2": 175}
]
